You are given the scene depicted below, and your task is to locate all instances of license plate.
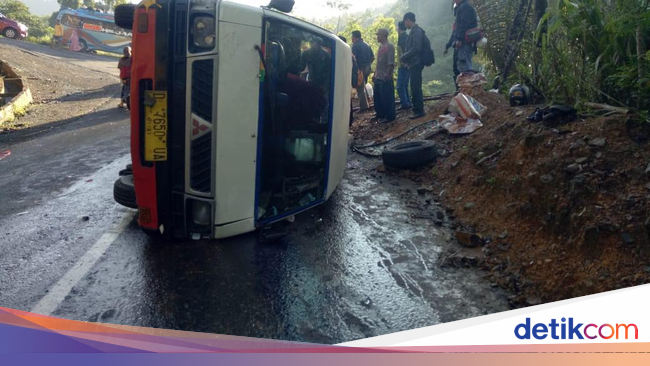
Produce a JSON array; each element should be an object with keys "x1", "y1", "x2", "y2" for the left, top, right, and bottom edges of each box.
[{"x1": 144, "y1": 91, "x2": 168, "y2": 162}]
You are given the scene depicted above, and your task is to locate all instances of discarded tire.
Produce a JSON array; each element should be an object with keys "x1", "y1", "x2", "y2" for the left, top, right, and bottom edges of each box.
[
  {"x1": 114, "y1": 175, "x2": 137, "y2": 209},
  {"x1": 382, "y1": 140, "x2": 439, "y2": 169}
]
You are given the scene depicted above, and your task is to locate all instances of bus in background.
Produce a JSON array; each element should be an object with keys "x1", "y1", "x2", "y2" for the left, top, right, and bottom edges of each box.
[{"x1": 57, "y1": 8, "x2": 131, "y2": 53}]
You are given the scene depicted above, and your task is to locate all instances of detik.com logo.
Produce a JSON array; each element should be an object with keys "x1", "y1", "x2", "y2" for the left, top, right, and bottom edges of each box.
[{"x1": 515, "y1": 318, "x2": 638, "y2": 340}]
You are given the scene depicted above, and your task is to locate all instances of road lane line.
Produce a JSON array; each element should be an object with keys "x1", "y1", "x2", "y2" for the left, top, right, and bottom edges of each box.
[{"x1": 30, "y1": 212, "x2": 136, "y2": 316}]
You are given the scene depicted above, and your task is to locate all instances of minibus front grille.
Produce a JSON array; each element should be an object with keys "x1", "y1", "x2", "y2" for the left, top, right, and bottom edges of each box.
[
  {"x1": 191, "y1": 59, "x2": 214, "y2": 122},
  {"x1": 190, "y1": 133, "x2": 212, "y2": 193}
]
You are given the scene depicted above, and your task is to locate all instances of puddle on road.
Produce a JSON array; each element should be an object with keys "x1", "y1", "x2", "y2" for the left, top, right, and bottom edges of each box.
[{"x1": 50, "y1": 155, "x2": 510, "y2": 344}]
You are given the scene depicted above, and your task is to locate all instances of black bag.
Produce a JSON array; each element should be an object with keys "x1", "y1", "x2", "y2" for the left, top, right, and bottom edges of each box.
[{"x1": 421, "y1": 31, "x2": 435, "y2": 67}]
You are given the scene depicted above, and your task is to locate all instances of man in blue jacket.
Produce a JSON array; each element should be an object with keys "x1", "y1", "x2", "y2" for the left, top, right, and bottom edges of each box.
[
  {"x1": 449, "y1": 0, "x2": 478, "y2": 74},
  {"x1": 401, "y1": 12, "x2": 426, "y2": 119},
  {"x1": 351, "y1": 30, "x2": 374, "y2": 112}
]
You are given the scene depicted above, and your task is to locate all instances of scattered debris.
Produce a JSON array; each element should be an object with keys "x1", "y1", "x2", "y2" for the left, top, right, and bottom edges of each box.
[
  {"x1": 621, "y1": 233, "x2": 635, "y2": 245},
  {"x1": 476, "y1": 150, "x2": 502, "y2": 166},
  {"x1": 449, "y1": 93, "x2": 485, "y2": 120},
  {"x1": 565, "y1": 164, "x2": 582, "y2": 175},
  {"x1": 361, "y1": 297, "x2": 372, "y2": 308},
  {"x1": 0, "y1": 150, "x2": 10, "y2": 161},
  {"x1": 457, "y1": 72, "x2": 488, "y2": 97},
  {"x1": 440, "y1": 115, "x2": 482, "y2": 135},
  {"x1": 584, "y1": 102, "x2": 629, "y2": 115},
  {"x1": 589, "y1": 137, "x2": 607, "y2": 147},
  {"x1": 455, "y1": 231, "x2": 484, "y2": 248}
]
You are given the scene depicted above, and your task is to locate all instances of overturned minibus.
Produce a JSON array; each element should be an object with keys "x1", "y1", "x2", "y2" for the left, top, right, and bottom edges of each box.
[{"x1": 113, "y1": 0, "x2": 352, "y2": 240}]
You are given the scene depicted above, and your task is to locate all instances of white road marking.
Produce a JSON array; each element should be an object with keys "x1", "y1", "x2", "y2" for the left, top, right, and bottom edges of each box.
[{"x1": 30, "y1": 212, "x2": 136, "y2": 316}]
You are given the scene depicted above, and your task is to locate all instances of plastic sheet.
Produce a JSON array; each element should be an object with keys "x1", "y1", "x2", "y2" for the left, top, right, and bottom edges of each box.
[{"x1": 439, "y1": 114, "x2": 483, "y2": 135}]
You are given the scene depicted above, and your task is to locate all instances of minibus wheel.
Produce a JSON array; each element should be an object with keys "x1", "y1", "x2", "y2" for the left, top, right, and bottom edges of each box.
[
  {"x1": 114, "y1": 175, "x2": 137, "y2": 209},
  {"x1": 115, "y1": 4, "x2": 137, "y2": 30},
  {"x1": 382, "y1": 140, "x2": 439, "y2": 169}
]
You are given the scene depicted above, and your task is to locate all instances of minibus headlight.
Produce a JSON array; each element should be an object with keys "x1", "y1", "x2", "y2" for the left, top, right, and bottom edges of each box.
[
  {"x1": 192, "y1": 16, "x2": 215, "y2": 49},
  {"x1": 191, "y1": 200, "x2": 212, "y2": 227}
]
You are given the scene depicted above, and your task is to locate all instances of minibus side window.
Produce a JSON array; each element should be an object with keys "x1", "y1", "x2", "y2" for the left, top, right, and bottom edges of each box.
[{"x1": 258, "y1": 20, "x2": 334, "y2": 222}]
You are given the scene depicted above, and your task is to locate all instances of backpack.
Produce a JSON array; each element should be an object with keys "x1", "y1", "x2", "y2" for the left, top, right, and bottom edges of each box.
[
  {"x1": 421, "y1": 31, "x2": 435, "y2": 67},
  {"x1": 464, "y1": 28, "x2": 486, "y2": 44}
]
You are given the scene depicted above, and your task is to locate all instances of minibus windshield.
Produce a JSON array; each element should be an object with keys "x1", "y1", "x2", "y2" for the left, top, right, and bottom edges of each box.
[{"x1": 258, "y1": 19, "x2": 334, "y2": 222}]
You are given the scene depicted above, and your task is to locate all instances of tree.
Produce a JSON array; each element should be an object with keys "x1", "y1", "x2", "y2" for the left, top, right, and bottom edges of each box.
[
  {"x1": 58, "y1": 0, "x2": 82, "y2": 9},
  {"x1": 0, "y1": 0, "x2": 53, "y2": 39},
  {"x1": 98, "y1": 0, "x2": 128, "y2": 12},
  {"x1": 0, "y1": 0, "x2": 31, "y2": 19},
  {"x1": 326, "y1": 1, "x2": 351, "y2": 34}
]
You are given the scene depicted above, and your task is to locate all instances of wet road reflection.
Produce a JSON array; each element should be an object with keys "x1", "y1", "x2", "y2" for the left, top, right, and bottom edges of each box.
[{"x1": 52, "y1": 158, "x2": 509, "y2": 343}]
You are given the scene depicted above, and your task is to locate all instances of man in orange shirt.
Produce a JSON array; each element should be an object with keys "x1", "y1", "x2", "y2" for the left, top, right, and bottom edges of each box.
[{"x1": 117, "y1": 47, "x2": 132, "y2": 109}]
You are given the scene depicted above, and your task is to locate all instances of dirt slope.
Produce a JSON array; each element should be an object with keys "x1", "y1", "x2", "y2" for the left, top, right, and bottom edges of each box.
[
  {"x1": 0, "y1": 41, "x2": 120, "y2": 133},
  {"x1": 352, "y1": 92, "x2": 650, "y2": 305}
]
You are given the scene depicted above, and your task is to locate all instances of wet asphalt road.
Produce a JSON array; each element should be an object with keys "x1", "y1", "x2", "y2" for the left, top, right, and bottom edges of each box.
[{"x1": 0, "y1": 43, "x2": 509, "y2": 344}]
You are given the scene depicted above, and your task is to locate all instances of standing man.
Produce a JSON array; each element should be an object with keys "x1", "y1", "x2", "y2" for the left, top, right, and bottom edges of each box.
[
  {"x1": 52, "y1": 20, "x2": 64, "y2": 49},
  {"x1": 396, "y1": 21, "x2": 412, "y2": 111},
  {"x1": 351, "y1": 30, "x2": 374, "y2": 112},
  {"x1": 400, "y1": 12, "x2": 426, "y2": 120},
  {"x1": 117, "y1": 46, "x2": 132, "y2": 109},
  {"x1": 450, "y1": 0, "x2": 478, "y2": 74},
  {"x1": 373, "y1": 28, "x2": 396, "y2": 123},
  {"x1": 444, "y1": 3, "x2": 461, "y2": 89}
]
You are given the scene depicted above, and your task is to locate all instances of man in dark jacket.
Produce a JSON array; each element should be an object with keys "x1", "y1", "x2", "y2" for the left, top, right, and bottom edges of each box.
[
  {"x1": 444, "y1": 3, "x2": 461, "y2": 89},
  {"x1": 396, "y1": 21, "x2": 411, "y2": 111},
  {"x1": 351, "y1": 30, "x2": 374, "y2": 112},
  {"x1": 450, "y1": 0, "x2": 478, "y2": 73},
  {"x1": 400, "y1": 12, "x2": 426, "y2": 119}
]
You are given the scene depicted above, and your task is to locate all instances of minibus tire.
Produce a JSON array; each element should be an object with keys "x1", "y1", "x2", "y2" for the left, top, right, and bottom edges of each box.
[
  {"x1": 382, "y1": 141, "x2": 439, "y2": 169},
  {"x1": 114, "y1": 175, "x2": 138, "y2": 209},
  {"x1": 115, "y1": 4, "x2": 137, "y2": 30}
]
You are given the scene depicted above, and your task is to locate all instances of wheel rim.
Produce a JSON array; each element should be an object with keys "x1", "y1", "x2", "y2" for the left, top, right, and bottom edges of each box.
[
  {"x1": 5, "y1": 29, "x2": 15, "y2": 38},
  {"x1": 80, "y1": 41, "x2": 87, "y2": 51}
]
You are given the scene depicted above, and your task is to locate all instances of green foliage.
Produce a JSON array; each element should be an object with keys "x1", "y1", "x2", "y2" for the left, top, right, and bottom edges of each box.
[
  {"x1": 339, "y1": 15, "x2": 398, "y2": 56},
  {"x1": 331, "y1": 0, "x2": 458, "y2": 94},
  {"x1": 530, "y1": 0, "x2": 650, "y2": 110},
  {"x1": 479, "y1": 0, "x2": 649, "y2": 116},
  {"x1": 58, "y1": 0, "x2": 82, "y2": 9},
  {"x1": 26, "y1": 34, "x2": 53, "y2": 46}
]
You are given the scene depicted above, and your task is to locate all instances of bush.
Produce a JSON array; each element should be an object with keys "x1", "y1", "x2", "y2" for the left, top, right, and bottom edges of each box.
[{"x1": 26, "y1": 35, "x2": 52, "y2": 46}]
